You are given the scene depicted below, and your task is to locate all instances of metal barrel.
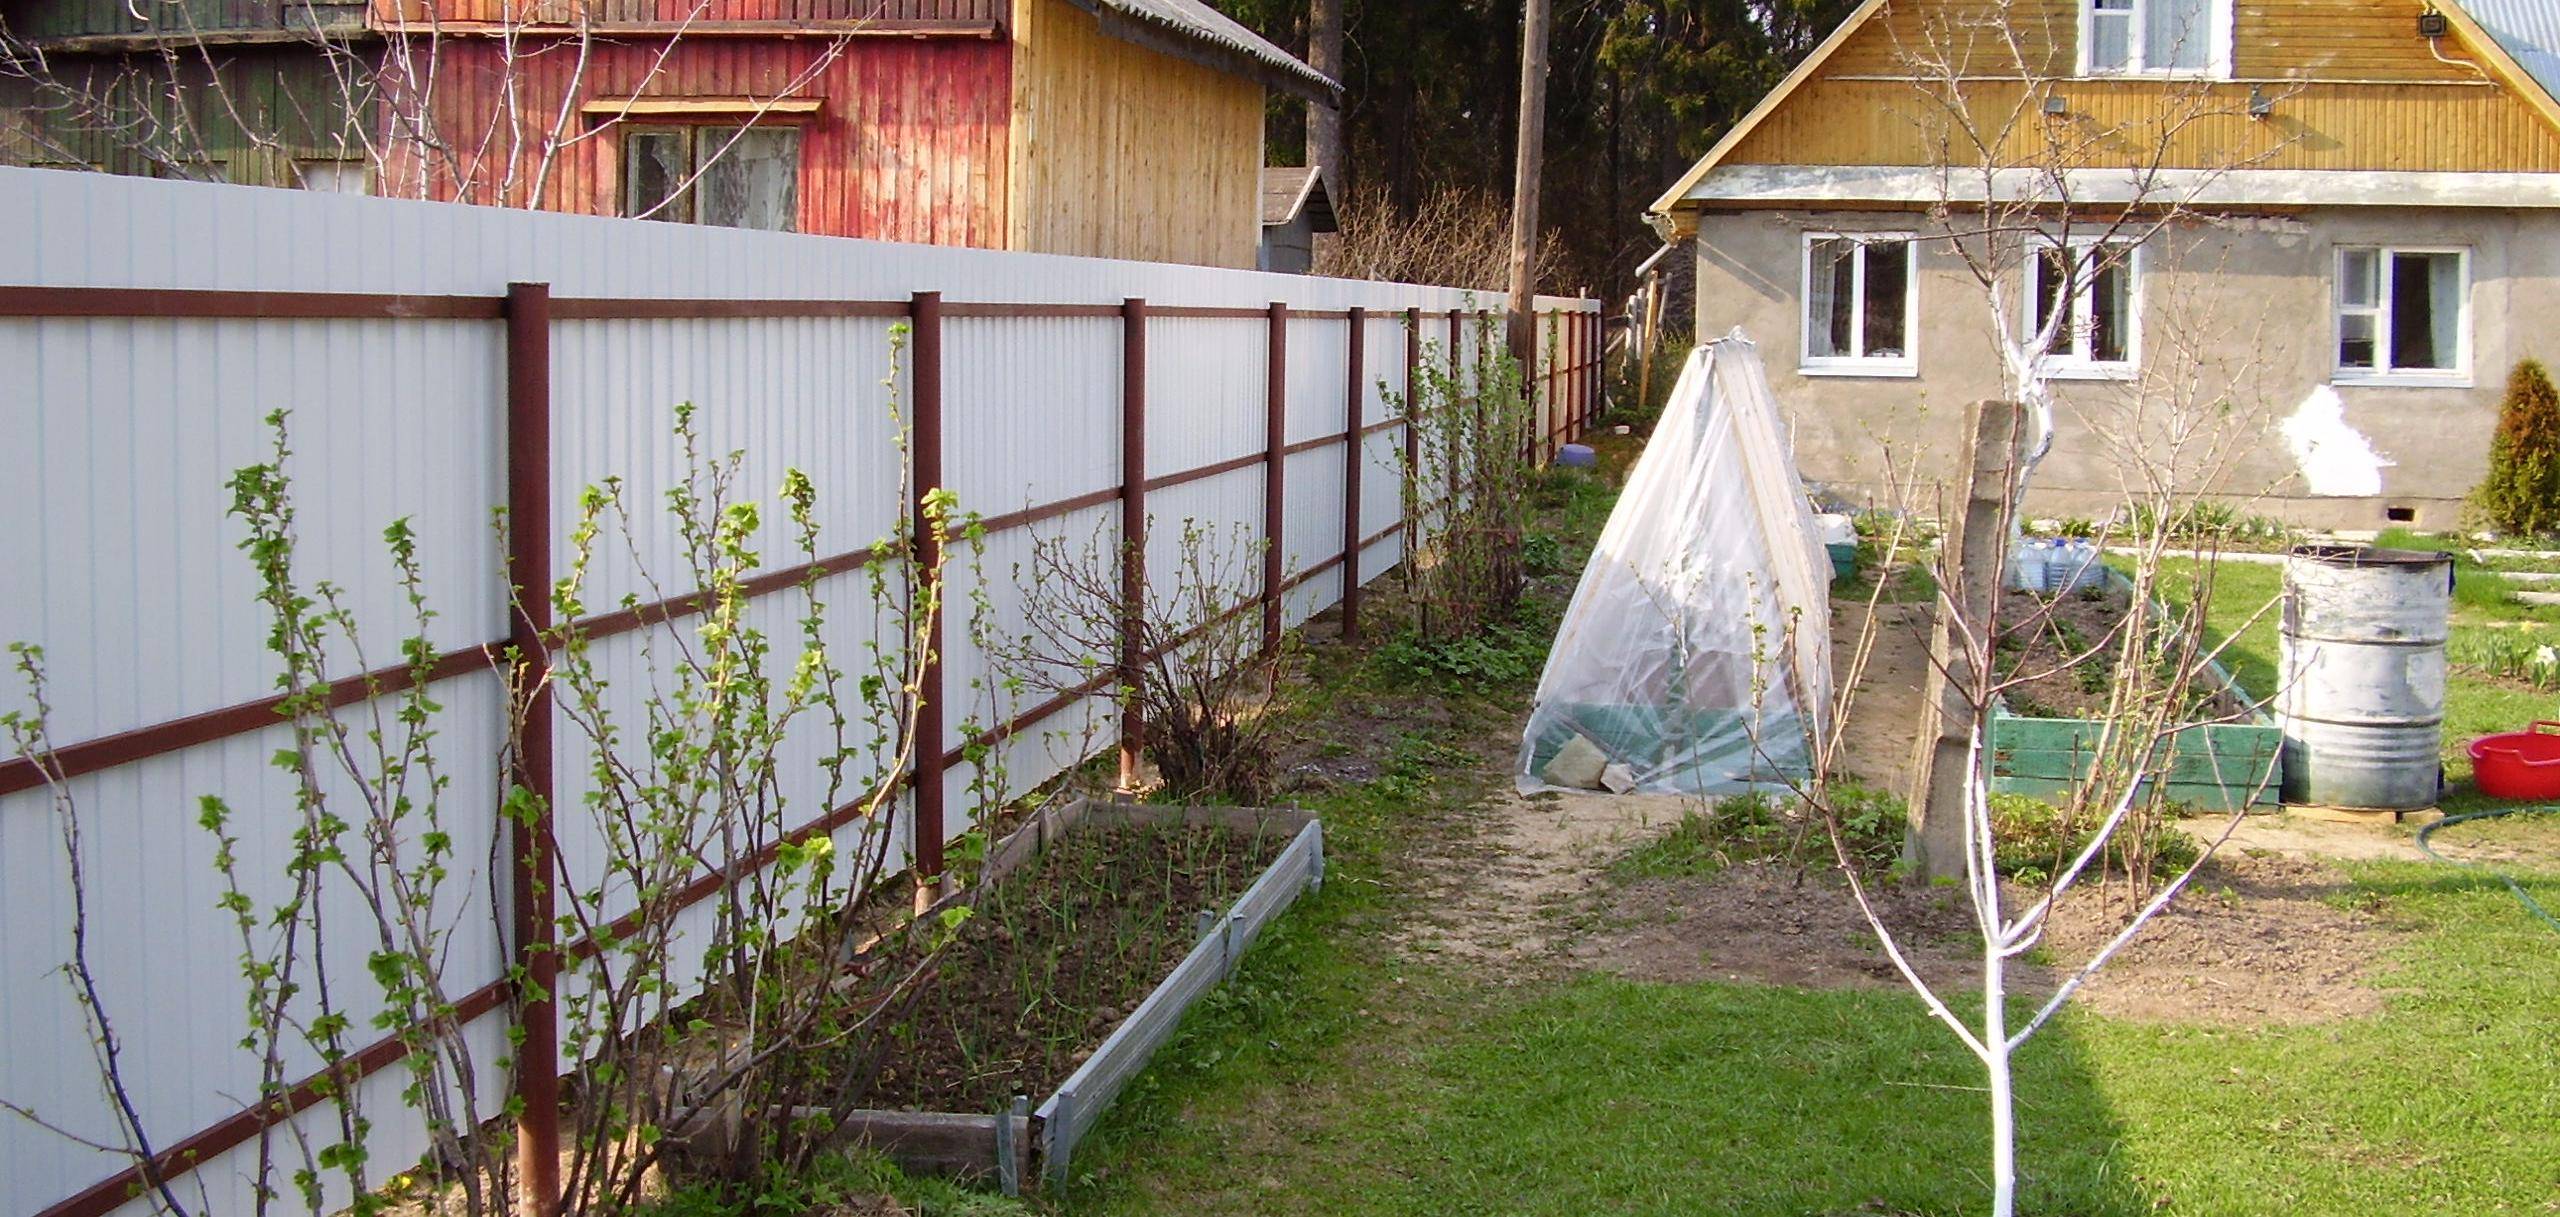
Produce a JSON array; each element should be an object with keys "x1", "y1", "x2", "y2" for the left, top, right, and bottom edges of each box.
[{"x1": 2277, "y1": 545, "x2": 2453, "y2": 810}]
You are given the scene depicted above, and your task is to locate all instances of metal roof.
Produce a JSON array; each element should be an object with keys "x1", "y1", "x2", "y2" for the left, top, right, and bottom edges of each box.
[
  {"x1": 1259, "y1": 165, "x2": 1337, "y2": 228},
  {"x1": 2464, "y1": 0, "x2": 2560, "y2": 103},
  {"x1": 1066, "y1": 0, "x2": 1341, "y2": 103}
]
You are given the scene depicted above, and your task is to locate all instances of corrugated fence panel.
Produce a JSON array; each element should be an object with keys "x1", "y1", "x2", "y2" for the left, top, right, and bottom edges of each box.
[{"x1": 0, "y1": 167, "x2": 1595, "y2": 1217}]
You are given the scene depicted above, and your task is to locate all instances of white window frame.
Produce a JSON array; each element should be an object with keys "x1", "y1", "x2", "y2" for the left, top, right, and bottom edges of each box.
[
  {"x1": 2078, "y1": 0, "x2": 2234, "y2": 78},
  {"x1": 2332, "y1": 245, "x2": 2472, "y2": 388},
  {"x1": 2021, "y1": 235, "x2": 2140, "y2": 380},
  {"x1": 1799, "y1": 231, "x2": 1920, "y2": 378}
]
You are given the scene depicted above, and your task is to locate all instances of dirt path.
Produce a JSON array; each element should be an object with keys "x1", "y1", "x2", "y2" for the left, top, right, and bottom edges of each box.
[
  {"x1": 1831, "y1": 598, "x2": 1933, "y2": 793},
  {"x1": 1392, "y1": 596, "x2": 1947, "y2": 975},
  {"x1": 1397, "y1": 784, "x2": 1693, "y2": 969}
]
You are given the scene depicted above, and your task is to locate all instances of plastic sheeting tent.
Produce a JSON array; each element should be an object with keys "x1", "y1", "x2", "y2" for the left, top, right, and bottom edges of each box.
[{"x1": 1518, "y1": 334, "x2": 1833, "y2": 795}]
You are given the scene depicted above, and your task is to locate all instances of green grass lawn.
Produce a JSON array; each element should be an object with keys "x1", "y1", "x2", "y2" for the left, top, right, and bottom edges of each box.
[{"x1": 1063, "y1": 828, "x2": 2560, "y2": 1217}]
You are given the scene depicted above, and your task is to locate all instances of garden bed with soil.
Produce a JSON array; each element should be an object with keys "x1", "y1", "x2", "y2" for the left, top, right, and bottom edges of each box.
[
  {"x1": 1990, "y1": 570, "x2": 2279, "y2": 811},
  {"x1": 756, "y1": 800, "x2": 1322, "y2": 1193}
]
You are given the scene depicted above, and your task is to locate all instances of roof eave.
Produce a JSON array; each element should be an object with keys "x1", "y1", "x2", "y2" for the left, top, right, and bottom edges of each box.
[
  {"x1": 1067, "y1": 0, "x2": 1341, "y2": 104},
  {"x1": 1643, "y1": 0, "x2": 1889, "y2": 224},
  {"x1": 2441, "y1": 0, "x2": 2560, "y2": 135}
]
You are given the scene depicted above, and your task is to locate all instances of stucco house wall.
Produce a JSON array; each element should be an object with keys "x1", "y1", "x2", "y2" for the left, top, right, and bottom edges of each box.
[{"x1": 1693, "y1": 204, "x2": 2560, "y2": 529}]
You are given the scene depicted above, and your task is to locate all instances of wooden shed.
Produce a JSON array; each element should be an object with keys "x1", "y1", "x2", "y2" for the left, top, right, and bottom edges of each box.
[{"x1": 1256, "y1": 164, "x2": 1336, "y2": 273}]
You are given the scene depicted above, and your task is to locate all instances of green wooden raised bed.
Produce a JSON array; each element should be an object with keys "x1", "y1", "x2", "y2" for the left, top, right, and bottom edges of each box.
[{"x1": 1987, "y1": 571, "x2": 2281, "y2": 812}]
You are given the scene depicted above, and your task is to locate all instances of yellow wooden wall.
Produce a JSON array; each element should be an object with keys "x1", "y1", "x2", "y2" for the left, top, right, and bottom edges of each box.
[
  {"x1": 1007, "y1": 0, "x2": 1265, "y2": 268},
  {"x1": 1729, "y1": 0, "x2": 2560, "y2": 172}
]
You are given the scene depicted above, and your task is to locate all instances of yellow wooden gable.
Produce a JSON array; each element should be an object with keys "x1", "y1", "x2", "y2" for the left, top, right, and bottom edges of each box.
[{"x1": 1651, "y1": 0, "x2": 2560, "y2": 220}]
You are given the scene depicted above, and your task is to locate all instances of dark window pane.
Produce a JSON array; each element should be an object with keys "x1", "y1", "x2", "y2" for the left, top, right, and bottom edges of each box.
[
  {"x1": 2386, "y1": 251, "x2": 2461, "y2": 372},
  {"x1": 624, "y1": 128, "x2": 690, "y2": 222},
  {"x1": 1863, "y1": 240, "x2": 1908, "y2": 357},
  {"x1": 1807, "y1": 239, "x2": 1851, "y2": 358},
  {"x1": 2090, "y1": 258, "x2": 2128, "y2": 362},
  {"x1": 2034, "y1": 249, "x2": 2075, "y2": 353}
]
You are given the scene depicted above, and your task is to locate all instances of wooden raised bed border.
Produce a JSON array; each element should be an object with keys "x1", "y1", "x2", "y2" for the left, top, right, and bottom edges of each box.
[
  {"x1": 1988, "y1": 569, "x2": 2282, "y2": 812},
  {"x1": 838, "y1": 798, "x2": 1324, "y2": 1193}
]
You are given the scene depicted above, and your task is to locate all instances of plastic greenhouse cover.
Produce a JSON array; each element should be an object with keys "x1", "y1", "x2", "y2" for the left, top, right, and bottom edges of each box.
[{"x1": 1517, "y1": 333, "x2": 1832, "y2": 795}]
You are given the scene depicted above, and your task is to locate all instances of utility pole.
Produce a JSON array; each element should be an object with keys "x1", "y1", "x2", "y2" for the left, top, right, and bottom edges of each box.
[
  {"x1": 1506, "y1": 0, "x2": 1551, "y2": 371},
  {"x1": 1307, "y1": 0, "x2": 1346, "y2": 199}
]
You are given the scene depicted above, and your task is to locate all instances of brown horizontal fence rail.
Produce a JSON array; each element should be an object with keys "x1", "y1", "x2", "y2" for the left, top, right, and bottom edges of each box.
[{"x1": 1, "y1": 280, "x2": 1601, "y2": 1217}]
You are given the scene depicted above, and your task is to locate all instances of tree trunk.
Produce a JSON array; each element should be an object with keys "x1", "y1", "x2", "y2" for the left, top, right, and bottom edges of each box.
[
  {"x1": 1505, "y1": 0, "x2": 1551, "y2": 370},
  {"x1": 1307, "y1": 0, "x2": 1347, "y2": 198}
]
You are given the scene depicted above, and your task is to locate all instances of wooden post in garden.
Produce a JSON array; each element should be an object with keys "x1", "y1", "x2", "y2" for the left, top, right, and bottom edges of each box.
[
  {"x1": 1905, "y1": 399, "x2": 2030, "y2": 882},
  {"x1": 1505, "y1": 0, "x2": 1551, "y2": 373}
]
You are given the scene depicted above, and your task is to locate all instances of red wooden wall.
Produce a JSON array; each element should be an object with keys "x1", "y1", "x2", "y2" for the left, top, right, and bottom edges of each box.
[{"x1": 380, "y1": 34, "x2": 1012, "y2": 247}]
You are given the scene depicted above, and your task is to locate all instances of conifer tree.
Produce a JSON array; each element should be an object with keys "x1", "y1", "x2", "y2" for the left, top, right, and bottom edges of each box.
[{"x1": 2472, "y1": 360, "x2": 2560, "y2": 539}]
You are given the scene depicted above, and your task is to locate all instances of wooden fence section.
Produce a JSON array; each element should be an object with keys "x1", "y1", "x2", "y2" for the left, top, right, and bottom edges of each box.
[{"x1": 0, "y1": 167, "x2": 1601, "y2": 1217}]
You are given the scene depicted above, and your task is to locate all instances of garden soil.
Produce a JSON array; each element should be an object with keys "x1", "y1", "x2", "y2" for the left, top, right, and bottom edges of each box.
[
  {"x1": 1562, "y1": 853, "x2": 2406, "y2": 1026},
  {"x1": 861, "y1": 824, "x2": 1286, "y2": 1113}
]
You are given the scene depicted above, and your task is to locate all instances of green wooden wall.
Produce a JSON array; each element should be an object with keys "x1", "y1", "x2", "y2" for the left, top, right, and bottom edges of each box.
[{"x1": 0, "y1": 42, "x2": 372, "y2": 188}]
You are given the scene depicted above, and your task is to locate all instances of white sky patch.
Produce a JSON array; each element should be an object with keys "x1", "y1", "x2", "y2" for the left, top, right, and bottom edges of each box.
[{"x1": 2280, "y1": 386, "x2": 2394, "y2": 497}]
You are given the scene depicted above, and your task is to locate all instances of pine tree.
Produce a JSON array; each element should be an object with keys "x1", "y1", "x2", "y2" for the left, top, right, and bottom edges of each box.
[{"x1": 2472, "y1": 360, "x2": 2560, "y2": 539}]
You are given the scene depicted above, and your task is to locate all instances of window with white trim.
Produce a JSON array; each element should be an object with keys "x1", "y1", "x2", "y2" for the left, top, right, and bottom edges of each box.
[
  {"x1": 623, "y1": 124, "x2": 801, "y2": 231},
  {"x1": 2335, "y1": 246, "x2": 2468, "y2": 381},
  {"x1": 2023, "y1": 237, "x2": 2137, "y2": 375},
  {"x1": 2083, "y1": 0, "x2": 2229, "y2": 76},
  {"x1": 1803, "y1": 233, "x2": 1917, "y2": 374}
]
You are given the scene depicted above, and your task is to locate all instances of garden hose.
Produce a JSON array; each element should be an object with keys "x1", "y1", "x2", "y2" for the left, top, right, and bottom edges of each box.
[{"x1": 2414, "y1": 804, "x2": 2560, "y2": 937}]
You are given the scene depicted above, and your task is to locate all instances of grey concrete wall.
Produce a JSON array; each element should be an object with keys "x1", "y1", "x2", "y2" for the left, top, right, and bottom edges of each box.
[{"x1": 1693, "y1": 205, "x2": 2560, "y2": 531}]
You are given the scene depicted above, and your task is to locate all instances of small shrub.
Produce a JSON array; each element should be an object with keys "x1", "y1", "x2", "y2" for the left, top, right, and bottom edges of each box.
[
  {"x1": 1613, "y1": 784, "x2": 1906, "y2": 878},
  {"x1": 1987, "y1": 793, "x2": 2199, "y2": 887},
  {"x1": 1521, "y1": 530, "x2": 1568, "y2": 576},
  {"x1": 1613, "y1": 791, "x2": 1786, "y2": 878},
  {"x1": 1375, "y1": 618, "x2": 1550, "y2": 691},
  {"x1": 2470, "y1": 359, "x2": 2560, "y2": 539},
  {"x1": 2125, "y1": 500, "x2": 2293, "y2": 546},
  {"x1": 2447, "y1": 632, "x2": 2560, "y2": 690},
  {"x1": 1825, "y1": 780, "x2": 1908, "y2": 874}
]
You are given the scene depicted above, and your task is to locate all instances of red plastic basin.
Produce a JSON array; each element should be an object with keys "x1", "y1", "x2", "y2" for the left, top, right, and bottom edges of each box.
[{"x1": 2469, "y1": 722, "x2": 2560, "y2": 800}]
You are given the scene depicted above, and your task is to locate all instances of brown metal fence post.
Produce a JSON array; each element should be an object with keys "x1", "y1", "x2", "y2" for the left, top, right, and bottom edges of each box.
[
  {"x1": 1340, "y1": 307, "x2": 1366, "y2": 642},
  {"x1": 1575, "y1": 310, "x2": 1588, "y2": 434},
  {"x1": 1402, "y1": 307, "x2": 1420, "y2": 569},
  {"x1": 909, "y1": 290, "x2": 947, "y2": 895},
  {"x1": 503, "y1": 281, "x2": 561, "y2": 1217},
  {"x1": 1262, "y1": 303, "x2": 1288, "y2": 654},
  {"x1": 1576, "y1": 310, "x2": 1597, "y2": 427},
  {"x1": 1445, "y1": 308, "x2": 1463, "y2": 502},
  {"x1": 1119, "y1": 298, "x2": 1148, "y2": 789}
]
